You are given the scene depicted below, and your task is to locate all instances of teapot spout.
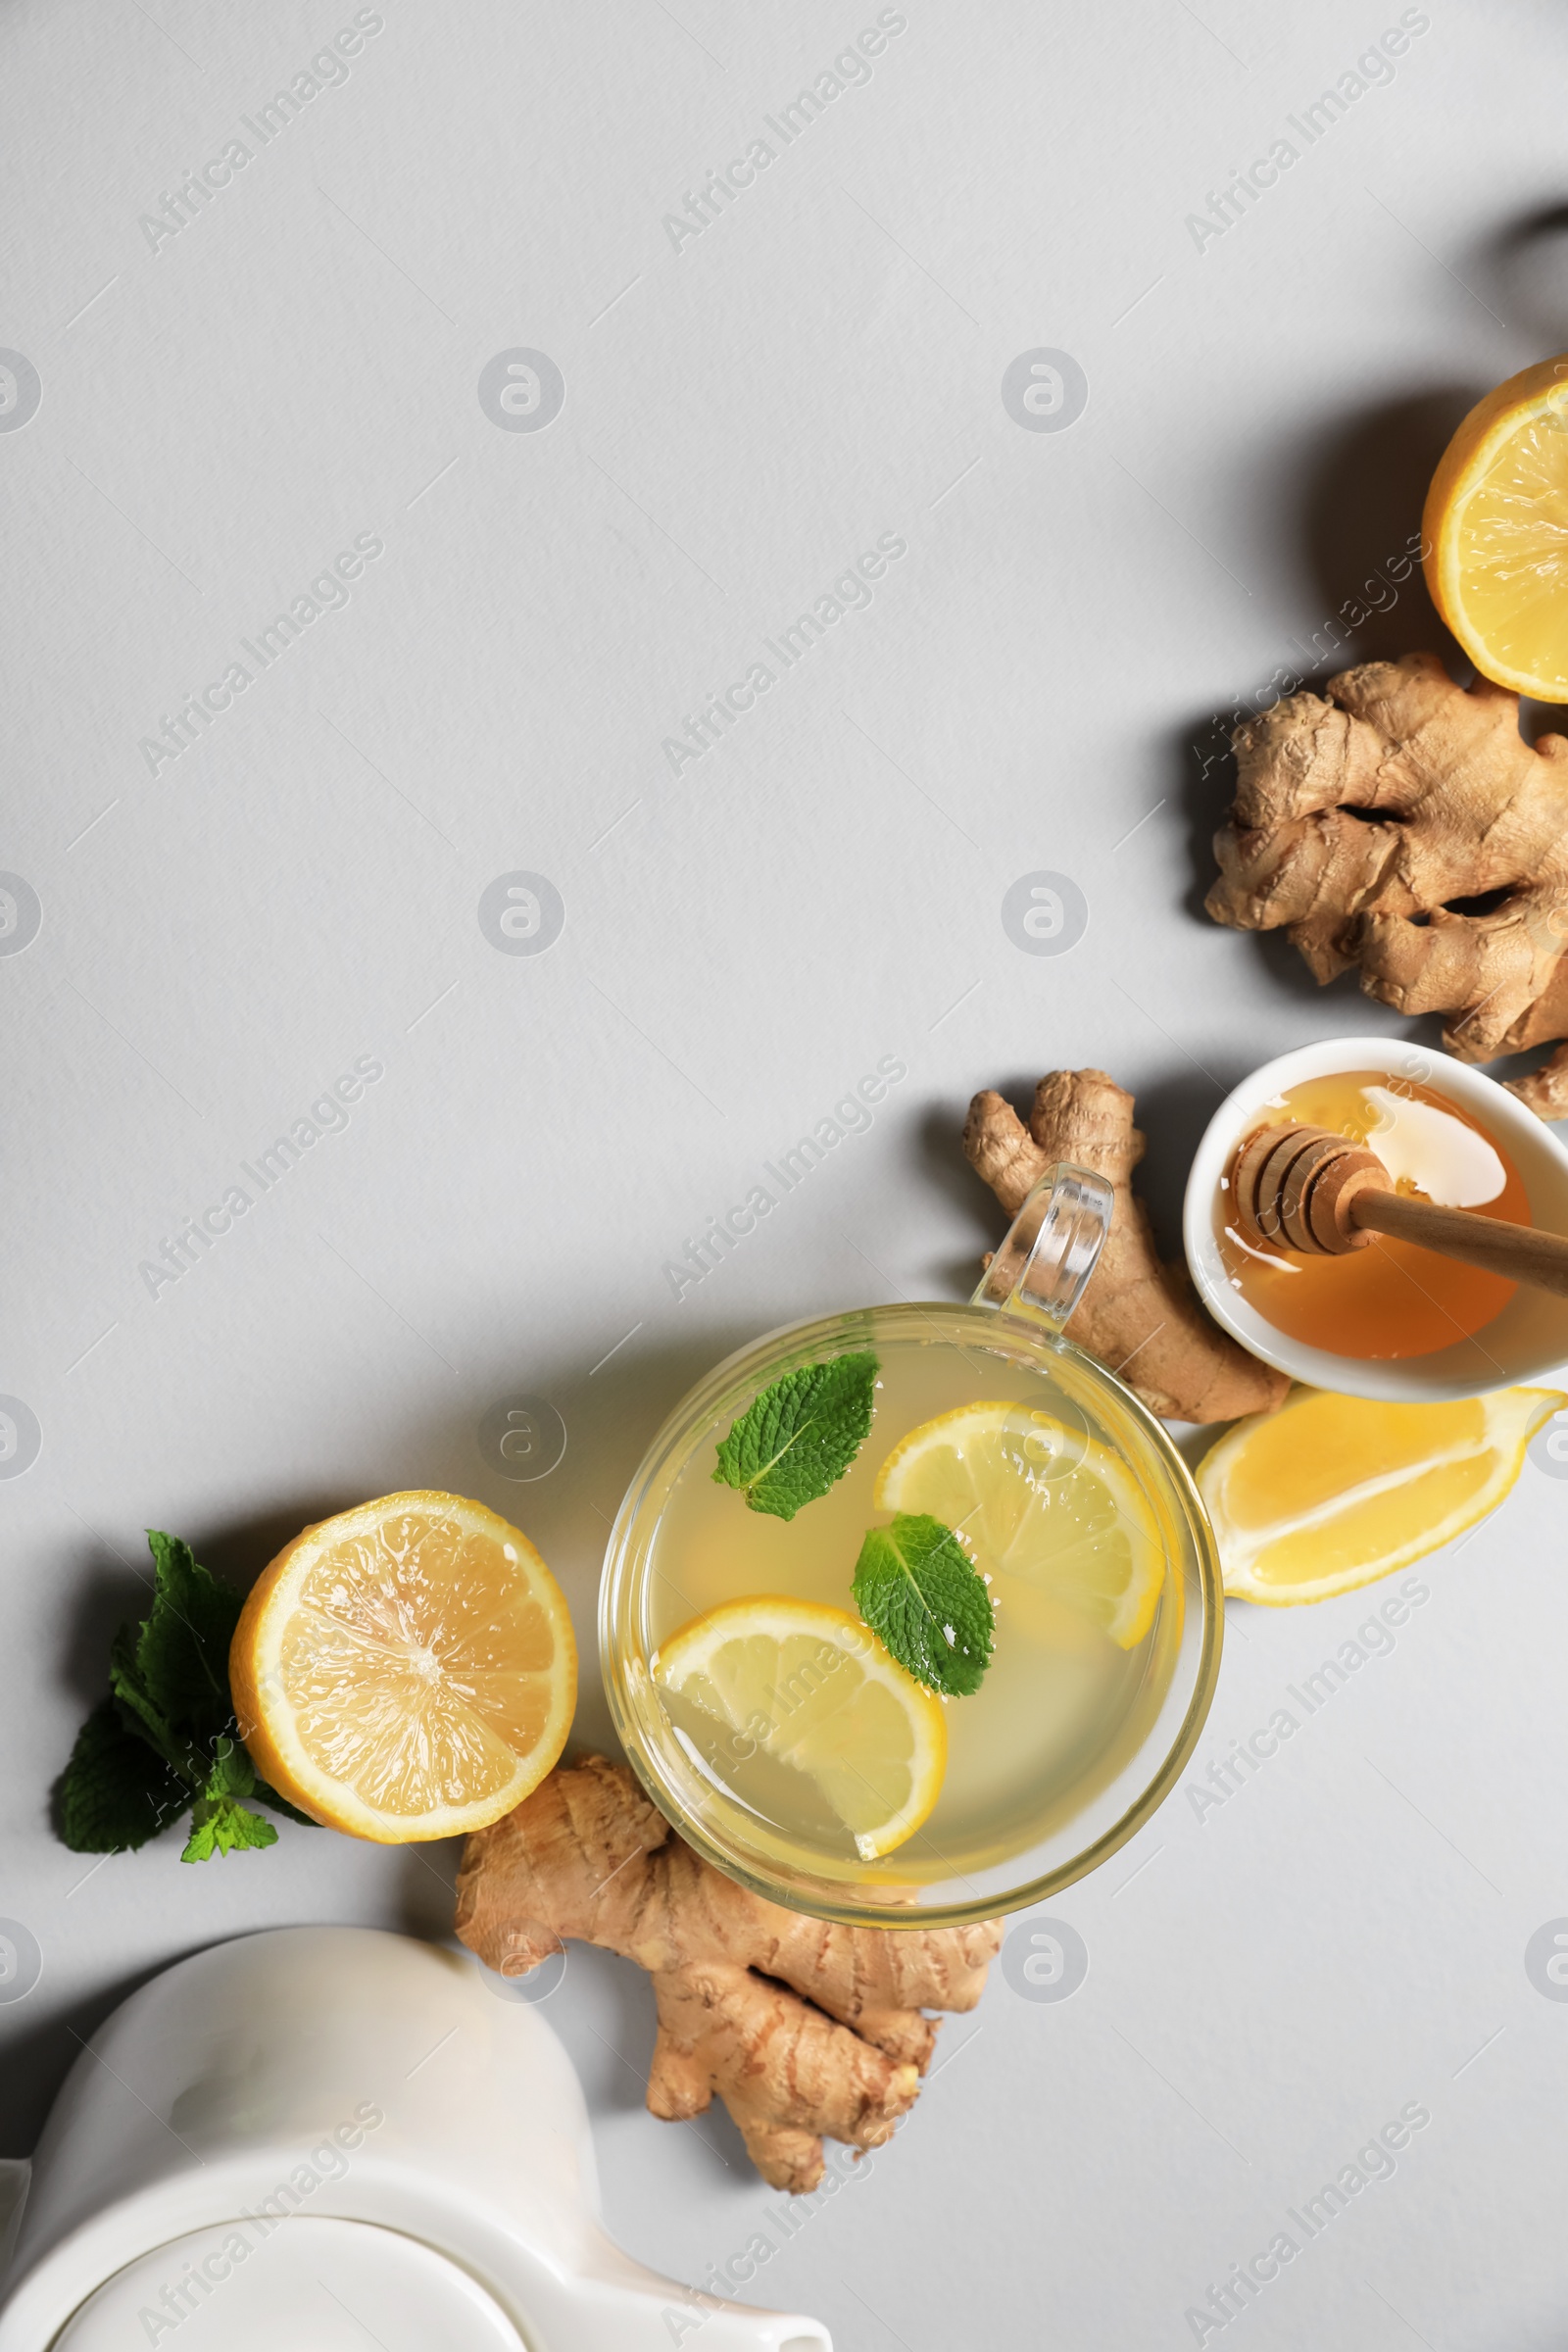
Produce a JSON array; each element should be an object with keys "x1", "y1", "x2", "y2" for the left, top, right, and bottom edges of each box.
[
  {"x1": 611, "y1": 2301, "x2": 829, "y2": 2350},
  {"x1": 573, "y1": 2242, "x2": 830, "y2": 2350}
]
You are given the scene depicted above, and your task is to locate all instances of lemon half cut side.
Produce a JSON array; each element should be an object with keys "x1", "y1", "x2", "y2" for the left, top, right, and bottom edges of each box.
[
  {"x1": 1423, "y1": 354, "x2": 1568, "y2": 698},
  {"x1": 1198, "y1": 1387, "x2": 1564, "y2": 1605},
  {"x1": 230, "y1": 1491, "x2": 577, "y2": 1841}
]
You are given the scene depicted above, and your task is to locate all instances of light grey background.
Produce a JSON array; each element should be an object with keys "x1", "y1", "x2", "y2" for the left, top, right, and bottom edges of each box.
[{"x1": 5, "y1": 1, "x2": 1568, "y2": 2344}]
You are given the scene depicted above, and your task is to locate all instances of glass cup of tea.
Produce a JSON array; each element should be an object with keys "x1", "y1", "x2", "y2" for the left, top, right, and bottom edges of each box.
[{"x1": 601, "y1": 1165, "x2": 1223, "y2": 1928}]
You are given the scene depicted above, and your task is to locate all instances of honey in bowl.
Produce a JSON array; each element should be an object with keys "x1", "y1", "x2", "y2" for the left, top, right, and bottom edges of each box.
[{"x1": 1215, "y1": 1070, "x2": 1529, "y2": 1359}]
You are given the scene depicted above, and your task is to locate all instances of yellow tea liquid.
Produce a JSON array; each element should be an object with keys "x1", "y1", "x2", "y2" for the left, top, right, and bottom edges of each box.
[
  {"x1": 1215, "y1": 1070, "x2": 1527, "y2": 1359},
  {"x1": 645, "y1": 1332, "x2": 1183, "y2": 1878}
]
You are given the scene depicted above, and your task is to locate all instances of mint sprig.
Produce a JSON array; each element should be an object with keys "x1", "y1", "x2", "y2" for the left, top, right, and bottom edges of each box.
[
  {"x1": 182, "y1": 1738, "x2": 289, "y2": 1859},
  {"x1": 57, "y1": 1531, "x2": 313, "y2": 1863},
  {"x1": 853, "y1": 1512, "x2": 995, "y2": 1697},
  {"x1": 56, "y1": 1696, "x2": 189, "y2": 1854},
  {"x1": 713, "y1": 1351, "x2": 878, "y2": 1520}
]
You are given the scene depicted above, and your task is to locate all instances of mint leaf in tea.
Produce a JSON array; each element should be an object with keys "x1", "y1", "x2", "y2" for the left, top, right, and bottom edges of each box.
[
  {"x1": 853, "y1": 1511, "x2": 995, "y2": 1696},
  {"x1": 713, "y1": 1351, "x2": 878, "y2": 1519}
]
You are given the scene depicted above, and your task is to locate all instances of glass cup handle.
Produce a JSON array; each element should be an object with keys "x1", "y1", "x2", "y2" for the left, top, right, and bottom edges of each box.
[{"x1": 970, "y1": 1161, "x2": 1113, "y2": 1337}]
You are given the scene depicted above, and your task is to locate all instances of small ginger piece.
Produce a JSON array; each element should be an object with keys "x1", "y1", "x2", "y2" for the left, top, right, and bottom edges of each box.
[
  {"x1": 1206, "y1": 653, "x2": 1568, "y2": 1119},
  {"x1": 963, "y1": 1068, "x2": 1288, "y2": 1424},
  {"x1": 455, "y1": 1754, "x2": 1002, "y2": 2193}
]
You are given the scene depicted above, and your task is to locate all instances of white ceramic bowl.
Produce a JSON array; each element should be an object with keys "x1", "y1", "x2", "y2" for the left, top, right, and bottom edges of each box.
[{"x1": 1182, "y1": 1037, "x2": 1568, "y2": 1403}]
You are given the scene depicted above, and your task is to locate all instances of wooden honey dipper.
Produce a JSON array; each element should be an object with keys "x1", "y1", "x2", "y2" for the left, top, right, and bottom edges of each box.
[{"x1": 1231, "y1": 1121, "x2": 1568, "y2": 1298}]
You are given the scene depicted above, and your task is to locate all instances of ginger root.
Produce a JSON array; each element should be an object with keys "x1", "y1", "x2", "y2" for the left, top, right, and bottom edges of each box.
[
  {"x1": 454, "y1": 1754, "x2": 1002, "y2": 2193},
  {"x1": 1206, "y1": 653, "x2": 1568, "y2": 1120},
  {"x1": 963, "y1": 1068, "x2": 1288, "y2": 1423}
]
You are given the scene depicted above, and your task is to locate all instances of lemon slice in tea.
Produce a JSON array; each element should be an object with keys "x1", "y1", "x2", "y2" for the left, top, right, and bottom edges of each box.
[
  {"x1": 875, "y1": 1401, "x2": 1165, "y2": 1648},
  {"x1": 654, "y1": 1595, "x2": 946, "y2": 1860}
]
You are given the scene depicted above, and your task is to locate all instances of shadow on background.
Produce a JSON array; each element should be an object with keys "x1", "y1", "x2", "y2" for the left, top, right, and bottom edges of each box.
[
  {"x1": 1295, "y1": 384, "x2": 1472, "y2": 658},
  {"x1": 195, "y1": 1498, "x2": 358, "y2": 1591},
  {"x1": 1473, "y1": 202, "x2": 1568, "y2": 354},
  {"x1": 913, "y1": 1097, "x2": 1002, "y2": 1296},
  {"x1": 1177, "y1": 378, "x2": 1473, "y2": 1058}
]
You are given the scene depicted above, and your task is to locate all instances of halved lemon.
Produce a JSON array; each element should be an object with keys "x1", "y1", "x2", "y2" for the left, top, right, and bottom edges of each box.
[
  {"x1": 874, "y1": 1402, "x2": 1165, "y2": 1648},
  {"x1": 1423, "y1": 354, "x2": 1568, "y2": 697},
  {"x1": 1198, "y1": 1386, "x2": 1564, "y2": 1605},
  {"x1": 230, "y1": 1492, "x2": 577, "y2": 1841},
  {"x1": 653, "y1": 1596, "x2": 946, "y2": 1860}
]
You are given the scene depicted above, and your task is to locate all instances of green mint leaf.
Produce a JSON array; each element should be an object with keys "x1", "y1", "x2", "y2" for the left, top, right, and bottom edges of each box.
[
  {"x1": 853, "y1": 1512, "x2": 995, "y2": 1697},
  {"x1": 181, "y1": 1802, "x2": 278, "y2": 1863},
  {"x1": 56, "y1": 1530, "x2": 299, "y2": 1866},
  {"x1": 712, "y1": 1351, "x2": 878, "y2": 1520},
  {"x1": 136, "y1": 1531, "x2": 243, "y2": 1739},
  {"x1": 57, "y1": 1697, "x2": 190, "y2": 1853},
  {"x1": 108, "y1": 1628, "x2": 193, "y2": 1777},
  {"x1": 180, "y1": 1737, "x2": 279, "y2": 1862},
  {"x1": 203, "y1": 1733, "x2": 257, "y2": 1800}
]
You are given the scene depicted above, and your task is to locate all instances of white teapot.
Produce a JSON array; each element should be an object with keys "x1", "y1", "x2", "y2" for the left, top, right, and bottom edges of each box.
[{"x1": 0, "y1": 1926, "x2": 828, "y2": 2351}]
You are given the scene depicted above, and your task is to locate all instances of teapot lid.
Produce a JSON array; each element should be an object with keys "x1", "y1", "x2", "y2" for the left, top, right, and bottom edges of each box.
[{"x1": 55, "y1": 2216, "x2": 524, "y2": 2350}]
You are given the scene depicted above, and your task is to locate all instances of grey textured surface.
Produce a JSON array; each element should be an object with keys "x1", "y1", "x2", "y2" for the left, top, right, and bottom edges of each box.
[{"x1": 4, "y1": 1, "x2": 1568, "y2": 2343}]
